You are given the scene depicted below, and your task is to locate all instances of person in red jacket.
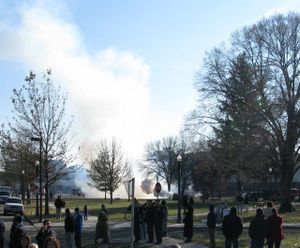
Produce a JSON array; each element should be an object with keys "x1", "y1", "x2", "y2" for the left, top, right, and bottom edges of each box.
[{"x1": 267, "y1": 208, "x2": 284, "y2": 248}]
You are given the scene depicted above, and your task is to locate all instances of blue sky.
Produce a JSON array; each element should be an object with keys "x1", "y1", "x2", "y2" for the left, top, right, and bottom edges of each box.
[{"x1": 1, "y1": 0, "x2": 300, "y2": 195}]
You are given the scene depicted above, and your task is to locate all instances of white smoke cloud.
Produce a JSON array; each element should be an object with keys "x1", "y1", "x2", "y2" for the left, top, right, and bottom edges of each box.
[
  {"x1": 0, "y1": 1, "x2": 184, "y2": 197},
  {"x1": 140, "y1": 179, "x2": 154, "y2": 195},
  {"x1": 0, "y1": 2, "x2": 153, "y2": 157}
]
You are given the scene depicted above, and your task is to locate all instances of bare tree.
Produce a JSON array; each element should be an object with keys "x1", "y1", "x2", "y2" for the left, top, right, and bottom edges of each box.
[
  {"x1": 87, "y1": 138, "x2": 128, "y2": 204},
  {"x1": 1, "y1": 70, "x2": 77, "y2": 215},
  {"x1": 122, "y1": 161, "x2": 133, "y2": 201},
  {"x1": 193, "y1": 13, "x2": 300, "y2": 211},
  {"x1": 139, "y1": 136, "x2": 178, "y2": 192},
  {"x1": 0, "y1": 132, "x2": 37, "y2": 196}
]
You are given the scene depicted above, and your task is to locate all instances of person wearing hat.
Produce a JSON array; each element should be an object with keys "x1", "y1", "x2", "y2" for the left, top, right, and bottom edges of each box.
[
  {"x1": 267, "y1": 208, "x2": 284, "y2": 248},
  {"x1": 222, "y1": 207, "x2": 243, "y2": 248},
  {"x1": 249, "y1": 208, "x2": 268, "y2": 248}
]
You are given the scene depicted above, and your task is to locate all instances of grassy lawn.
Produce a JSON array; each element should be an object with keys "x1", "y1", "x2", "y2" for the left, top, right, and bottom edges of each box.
[
  {"x1": 22, "y1": 197, "x2": 300, "y2": 247},
  {"x1": 23, "y1": 197, "x2": 300, "y2": 224}
]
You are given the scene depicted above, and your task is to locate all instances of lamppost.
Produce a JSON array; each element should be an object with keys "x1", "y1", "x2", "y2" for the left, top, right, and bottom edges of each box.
[
  {"x1": 21, "y1": 170, "x2": 25, "y2": 203},
  {"x1": 31, "y1": 136, "x2": 42, "y2": 222},
  {"x1": 177, "y1": 154, "x2": 182, "y2": 223},
  {"x1": 35, "y1": 161, "x2": 40, "y2": 217},
  {"x1": 269, "y1": 167, "x2": 273, "y2": 200}
]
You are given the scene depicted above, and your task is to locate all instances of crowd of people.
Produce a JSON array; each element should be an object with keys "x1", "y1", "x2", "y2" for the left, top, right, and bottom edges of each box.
[
  {"x1": 127, "y1": 198, "x2": 169, "y2": 244},
  {"x1": 207, "y1": 201, "x2": 284, "y2": 248},
  {"x1": 4, "y1": 203, "x2": 96, "y2": 248},
  {"x1": 7, "y1": 214, "x2": 60, "y2": 248},
  {"x1": 126, "y1": 197, "x2": 195, "y2": 245},
  {"x1": 0, "y1": 195, "x2": 285, "y2": 248}
]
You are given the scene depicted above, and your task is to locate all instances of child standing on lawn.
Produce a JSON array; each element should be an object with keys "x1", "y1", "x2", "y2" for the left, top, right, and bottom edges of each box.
[{"x1": 84, "y1": 205, "x2": 88, "y2": 220}]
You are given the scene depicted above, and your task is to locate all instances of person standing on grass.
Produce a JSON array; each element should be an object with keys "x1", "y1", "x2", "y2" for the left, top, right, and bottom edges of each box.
[
  {"x1": 10, "y1": 215, "x2": 25, "y2": 248},
  {"x1": 161, "y1": 200, "x2": 168, "y2": 237},
  {"x1": 222, "y1": 207, "x2": 243, "y2": 248},
  {"x1": 183, "y1": 198, "x2": 193, "y2": 243},
  {"x1": 64, "y1": 208, "x2": 76, "y2": 248},
  {"x1": 267, "y1": 208, "x2": 284, "y2": 248},
  {"x1": 127, "y1": 198, "x2": 141, "y2": 243},
  {"x1": 36, "y1": 219, "x2": 55, "y2": 248},
  {"x1": 139, "y1": 202, "x2": 147, "y2": 241},
  {"x1": 145, "y1": 200, "x2": 154, "y2": 243},
  {"x1": 207, "y1": 204, "x2": 216, "y2": 248},
  {"x1": 100, "y1": 204, "x2": 109, "y2": 217},
  {"x1": 74, "y1": 207, "x2": 83, "y2": 248},
  {"x1": 95, "y1": 209, "x2": 110, "y2": 244},
  {"x1": 249, "y1": 208, "x2": 268, "y2": 248},
  {"x1": 54, "y1": 195, "x2": 64, "y2": 220},
  {"x1": 83, "y1": 205, "x2": 88, "y2": 221},
  {"x1": 154, "y1": 199, "x2": 164, "y2": 244}
]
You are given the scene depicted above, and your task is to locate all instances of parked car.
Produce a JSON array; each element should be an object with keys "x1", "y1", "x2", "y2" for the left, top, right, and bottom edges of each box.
[
  {"x1": 290, "y1": 188, "x2": 300, "y2": 200},
  {"x1": 0, "y1": 191, "x2": 11, "y2": 204},
  {"x1": 4, "y1": 197, "x2": 23, "y2": 215},
  {"x1": 72, "y1": 188, "x2": 85, "y2": 197}
]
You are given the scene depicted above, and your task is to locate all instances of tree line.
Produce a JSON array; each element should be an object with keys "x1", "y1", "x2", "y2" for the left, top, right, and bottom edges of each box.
[
  {"x1": 2, "y1": 13, "x2": 300, "y2": 212},
  {"x1": 140, "y1": 13, "x2": 300, "y2": 212}
]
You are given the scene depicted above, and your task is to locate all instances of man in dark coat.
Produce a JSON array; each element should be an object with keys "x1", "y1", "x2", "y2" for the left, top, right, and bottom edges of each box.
[
  {"x1": 249, "y1": 208, "x2": 268, "y2": 248},
  {"x1": 95, "y1": 210, "x2": 110, "y2": 244},
  {"x1": 64, "y1": 208, "x2": 76, "y2": 248},
  {"x1": 145, "y1": 200, "x2": 154, "y2": 243},
  {"x1": 183, "y1": 199, "x2": 193, "y2": 243},
  {"x1": 127, "y1": 198, "x2": 140, "y2": 243},
  {"x1": 9, "y1": 215, "x2": 25, "y2": 248},
  {"x1": 154, "y1": 199, "x2": 164, "y2": 244},
  {"x1": 207, "y1": 204, "x2": 216, "y2": 248},
  {"x1": 267, "y1": 208, "x2": 284, "y2": 248},
  {"x1": 35, "y1": 219, "x2": 55, "y2": 248},
  {"x1": 54, "y1": 195, "x2": 64, "y2": 219},
  {"x1": 222, "y1": 207, "x2": 243, "y2": 248}
]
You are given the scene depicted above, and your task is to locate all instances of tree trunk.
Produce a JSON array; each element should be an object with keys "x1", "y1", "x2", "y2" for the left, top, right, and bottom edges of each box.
[
  {"x1": 279, "y1": 153, "x2": 294, "y2": 212},
  {"x1": 104, "y1": 181, "x2": 107, "y2": 200},
  {"x1": 110, "y1": 191, "x2": 113, "y2": 204},
  {"x1": 45, "y1": 160, "x2": 49, "y2": 215},
  {"x1": 279, "y1": 122, "x2": 297, "y2": 212},
  {"x1": 167, "y1": 182, "x2": 171, "y2": 192},
  {"x1": 236, "y1": 177, "x2": 242, "y2": 193}
]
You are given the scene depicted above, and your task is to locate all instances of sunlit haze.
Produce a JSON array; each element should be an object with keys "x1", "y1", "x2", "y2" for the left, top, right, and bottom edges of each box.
[{"x1": 1, "y1": 0, "x2": 300, "y2": 197}]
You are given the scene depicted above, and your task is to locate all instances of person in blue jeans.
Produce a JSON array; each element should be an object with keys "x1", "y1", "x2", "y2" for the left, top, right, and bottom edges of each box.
[
  {"x1": 74, "y1": 207, "x2": 83, "y2": 248},
  {"x1": 222, "y1": 207, "x2": 243, "y2": 248}
]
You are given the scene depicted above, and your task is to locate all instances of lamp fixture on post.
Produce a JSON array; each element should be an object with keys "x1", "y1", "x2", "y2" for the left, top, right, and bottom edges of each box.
[
  {"x1": 21, "y1": 170, "x2": 25, "y2": 203},
  {"x1": 35, "y1": 160, "x2": 40, "y2": 217},
  {"x1": 31, "y1": 135, "x2": 43, "y2": 222},
  {"x1": 177, "y1": 154, "x2": 182, "y2": 223},
  {"x1": 269, "y1": 167, "x2": 273, "y2": 200}
]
